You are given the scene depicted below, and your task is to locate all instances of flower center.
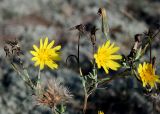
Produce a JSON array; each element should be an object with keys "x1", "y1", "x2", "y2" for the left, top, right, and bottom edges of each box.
[
  {"x1": 98, "y1": 51, "x2": 110, "y2": 64},
  {"x1": 38, "y1": 49, "x2": 52, "y2": 61},
  {"x1": 142, "y1": 68, "x2": 155, "y2": 82}
]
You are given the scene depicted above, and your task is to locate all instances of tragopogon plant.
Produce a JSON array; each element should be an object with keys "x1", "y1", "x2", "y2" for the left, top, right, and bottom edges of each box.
[{"x1": 3, "y1": 7, "x2": 160, "y2": 114}]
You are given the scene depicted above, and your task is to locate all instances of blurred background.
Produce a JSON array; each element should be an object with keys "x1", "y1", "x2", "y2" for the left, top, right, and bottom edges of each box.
[{"x1": 0, "y1": 0, "x2": 160, "y2": 114}]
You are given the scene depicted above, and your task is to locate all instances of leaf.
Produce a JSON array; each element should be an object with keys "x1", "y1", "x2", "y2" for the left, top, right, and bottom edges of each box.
[
  {"x1": 135, "y1": 47, "x2": 142, "y2": 60},
  {"x1": 23, "y1": 69, "x2": 30, "y2": 79},
  {"x1": 140, "y1": 44, "x2": 148, "y2": 57},
  {"x1": 135, "y1": 44, "x2": 148, "y2": 61},
  {"x1": 98, "y1": 77, "x2": 111, "y2": 84}
]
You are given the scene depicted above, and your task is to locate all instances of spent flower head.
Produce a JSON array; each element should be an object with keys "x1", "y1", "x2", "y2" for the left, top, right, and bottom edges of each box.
[
  {"x1": 138, "y1": 62, "x2": 160, "y2": 89},
  {"x1": 94, "y1": 40, "x2": 122, "y2": 74},
  {"x1": 35, "y1": 79, "x2": 72, "y2": 109},
  {"x1": 30, "y1": 37, "x2": 61, "y2": 70}
]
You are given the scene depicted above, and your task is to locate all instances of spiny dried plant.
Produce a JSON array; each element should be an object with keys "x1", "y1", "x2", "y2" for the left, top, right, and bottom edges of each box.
[
  {"x1": 3, "y1": 39, "x2": 23, "y2": 67},
  {"x1": 3, "y1": 38, "x2": 36, "y2": 89},
  {"x1": 4, "y1": 39, "x2": 21, "y2": 56},
  {"x1": 35, "y1": 79, "x2": 72, "y2": 113}
]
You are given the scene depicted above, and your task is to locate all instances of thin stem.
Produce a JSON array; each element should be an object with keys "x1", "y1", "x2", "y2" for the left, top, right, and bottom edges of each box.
[
  {"x1": 52, "y1": 108, "x2": 59, "y2": 114},
  {"x1": 81, "y1": 76, "x2": 88, "y2": 114},
  {"x1": 83, "y1": 43, "x2": 97, "y2": 113},
  {"x1": 83, "y1": 85, "x2": 88, "y2": 114},
  {"x1": 78, "y1": 32, "x2": 80, "y2": 68},
  {"x1": 92, "y1": 44, "x2": 95, "y2": 65},
  {"x1": 37, "y1": 68, "x2": 41, "y2": 86},
  {"x1": 60, "y1": 103, "x2": 65, "y2": 114},
  {"x1": 11, "y1": 62, "x2": 34, "y2": 90},
  {"x1": 149, "y1": 38, "x2": 152, "y2": 63},
  {"x1": 96, "y1": 86, "x2": 108, "y2": 89},
  {"x1": 11, "y1": 62, "x2": 24, "y2": 79},
  {"x1": 36, "y1": 68, "x2": 41, "y2": 95},
  {"x1": 92, "y1": 43, "x2": 97, "y2": 81},
  {"x1": 98, "y1": 69, "x2": 130, "y2": 87}
]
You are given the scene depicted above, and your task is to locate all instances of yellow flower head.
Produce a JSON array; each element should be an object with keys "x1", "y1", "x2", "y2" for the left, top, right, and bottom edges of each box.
[
  {"x1": 98, "y1": 111, "x2": 104, "y2": 114},
  {"x1": 94, "y1": 40, "x2": 122, "y2": 74},
  {"x1": 30, "y1": 37, "x2": 61, "y2": 70},
  {"x1": 138, "y1": 62, "x2": 160, "y2": 88}
]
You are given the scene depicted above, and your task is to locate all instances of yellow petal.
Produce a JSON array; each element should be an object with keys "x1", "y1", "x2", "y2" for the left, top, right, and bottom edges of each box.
[
  {"x1": 150, "y1": 82, "x2": 155, "y2": 88},
  {"x1": 40, "y1": 62, "x2": 44, "y2": 70},
  {"x1": 155, "y1": 75, "x2": 160, "y2": 83},
  {"x1": 30, "y1": 51, "x2": 38, "y2": 56},
  {"x1": 104, "y1": 40, "x2": 110, "y2": 48},
  {"x1": 46, "y1": 61, "x2": 58, "y2": 69},
  {"x1": 142, "y1": 82, "x2": 146, "y2": 87},
  {"x1": 107, "y1": 60, "x2": 121, "y2": 70},
  {"x1": 53, "y1": 45, "x2": 61, "y2": 51},
  {"x1": 138, "y1": 64, "x2": 142, "y2": 73},
  {"x1": 52, "y1": 55, "x2": 61, "y2": 61},
  {"x1": 109, "y1": 55, "x2": 122, "y2": 60},
  {"x1": 34, "y1": 61, "x2": 40, "y2": 66},
  {"x1": 110, "y1": 47, "x2": 120, "y2": 54},
  {"x1": 44, "y1": 37, "x2": 48, "y2": 48},
  {"x1": 47, "y1": 40, "x2": 55, "y2": 49},
  {"x1": 33, "y1": 45, "x2": 39, "y2": 52},
  {"x1": 31, "y1": 57, "x2": 38, "y2": 61},
  {"x1": 108, "y1": 42, "x2": 115, "y2": 49},
  {"x1": 103, "y1": 66, "x2": 109, "y2": 74},
  {"x1": 94, "y1": 54, "x2": 97, "y2": 59},
  {"x1": 98, "y1": 111, "x2": 104, "y2": 114},
  {"x1": 143, "y1": 62, "x2": 146, "y2": 67}
]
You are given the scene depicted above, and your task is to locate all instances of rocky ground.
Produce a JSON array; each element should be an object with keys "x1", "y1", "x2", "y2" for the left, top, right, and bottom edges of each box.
[{"x1": 0, "y1": 0, "x2": 160, "y2": 114}]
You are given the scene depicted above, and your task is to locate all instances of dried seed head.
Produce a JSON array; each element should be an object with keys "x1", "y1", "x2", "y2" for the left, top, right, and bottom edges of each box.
[
  {"x1": 4, "y1": 39, "x2": 22, "y2": 56},
  {"x1": 90, "y1": 26, "x2": 98, "y2": 45},
  {"x1": 35, "y1": 79, "x2": 72, "y2": 109},
  {"x1": 4, "y1": 45, "x2": 10, "y2": 56},
  {"x1": 133, "y1": 34, "x2": 142, "y2": 51},
  {"x1": 69, "y1": 24, "x2": 85, "y2": 33},
  {"x1": 5, "y1": 39, "x2": 18, "y2": 47},
  {"x1": 134, "y1": 34, "x2": 141, "y2": 42},
  {"x1": 11, "y1": 44, "x2": 21, "y2": 55},
  {"x1": 97, "y1": 8, "x2": 102, "y2": 16}
]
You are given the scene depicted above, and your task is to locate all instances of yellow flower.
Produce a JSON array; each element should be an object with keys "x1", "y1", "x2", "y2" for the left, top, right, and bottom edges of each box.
[
  {"x1": 98, "y1": 111, "x2": 104, "y2": 114},
  {"x1": 138, "y1": 62, "x2": 160, "y2": 88},
  {"x1": 30, "y1": 37, "x2": 61, "y2": 70},
  {"x1": 94, "y1": 40, "x2": 122, "y2": 74}
]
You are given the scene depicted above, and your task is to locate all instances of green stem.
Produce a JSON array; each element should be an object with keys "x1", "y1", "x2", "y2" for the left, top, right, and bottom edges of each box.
[
  {"x1": 36, "y1": 68, "x2": 41, "y2": 95},
  {"x1": 37, "y1": 68, "x2": 41, "y2": 86},
  {"x1": 11, "y1": 62, "x2": 34, "y2": 90},
  {"x1": 83, "y1": 43, "x2": 97, "y2": 113},
  {"x1": 52, "y1": 108, "x2": 59, "y2": 114},
  {"x1": 98, "y1": 69, "x2": 130, "y2": 87},
  {"x1": 148, "y1": 36, "x2": 152, "y2": 63},
  {"x1": 60, "y1": 103, "x2": 65, "y2": 114}
]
